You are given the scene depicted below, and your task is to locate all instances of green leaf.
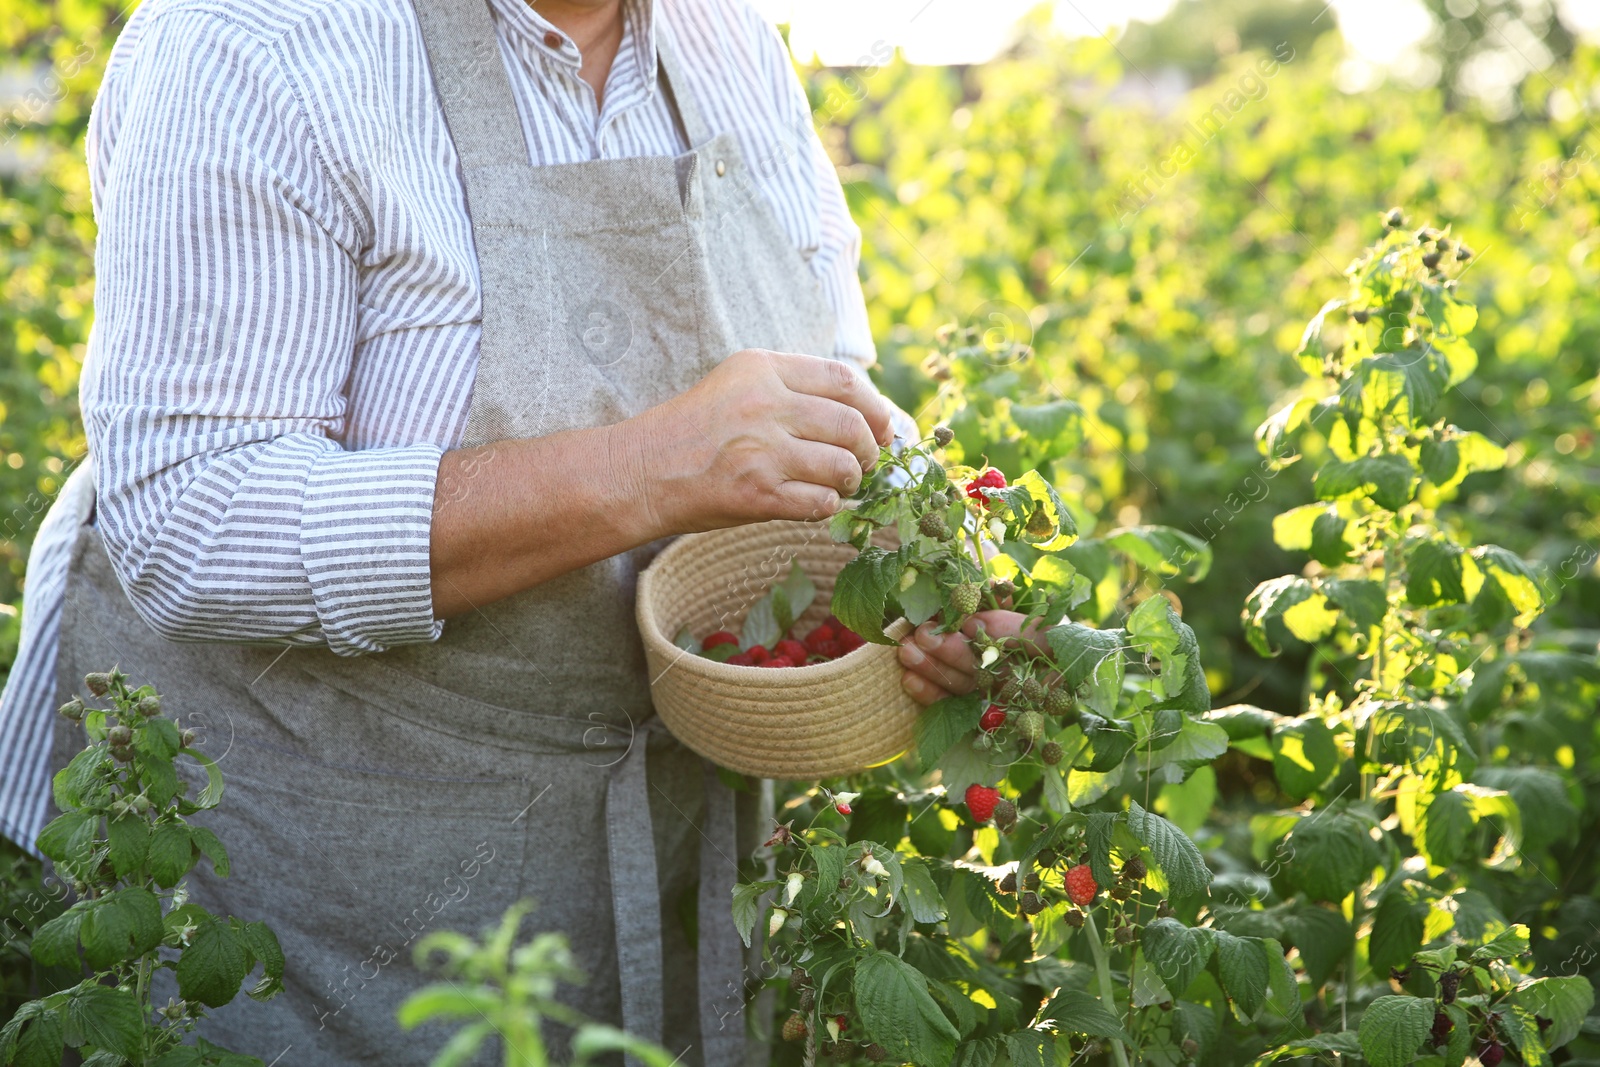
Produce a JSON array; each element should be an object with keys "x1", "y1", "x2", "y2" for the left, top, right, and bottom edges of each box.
[
  {"x1": 1281, "y1": 811, "x2": 1370, "y2": 903},
  {"x1": 847, "y1": 790, "x2": 908, "y2": 847},
  {"x1": 35, "y1": 809, "x2": 97, "y2": 864},
  {"x1": 1420, "y1": 432, "x2": 1505, "y2": 492},
  {"x1": 1141, "y1": 918, "x2": 1215, "y2": 996},
  {"x1": 1353, "y1": 350, "x2": 1450, "y2": 423},
  {"x1": 1241, "y1": 576, "x2": 1319, "y2": 657},
  {"x1": 1368, "y1": 879, "x2": 1431, "y2": 976},
  {"x1": 899, "y1": 857, "x2": 947, "y2": 924},
  {"x1": 1358, "y1": 995, "x2": 1435, "y2": 1067},
  {"x1": 1043, "y1": 623, "x2": 1125, "y2": 716},
  {"x1": 1145, "y1": 717, "x2": 1228, "y2": 777},
  {"x1": 1002, "y1": 1031, "x2": 1054, "y2": 1067},
  {"x1": 832, "y1": 547, "x2": 899, "y2": 645},
  {"x1": 900, "y1": 569, "x2": 943, "y2": 626},
  {"x1": 1470, "y1": 544, "x2": 1544, "y2": 627},
  {"x1": 915, "y1": 694, "x2": 981, "y2": 775},
  {"x1": 240, "y1": 920, "x2": 285, "y2": 1001},
  {"x1": 64, "y1": 984, "x2": 143, "y2": 1057},
  {"x1": 1038, "y1": 989, "x2": 1131, "y2": 1042},
  {"x1": 1417, "y1": 789, "x2": 1475, "y2": 867},
  {"x1": 741, "y1": 587, "x2": 785, "y2": 651},
  {"x1": 137, "y1": 716, "x2": 182, "y2": 761},
  {"x1": 731, "y1": 882, "x2": 765, "y2": 949},
  {"x1": 779, "y1": 559, "x2": 817, "y2": 623},
  {"x1": 396, "y1": 986, "x2": 504, "y2": 1027},
  {"x1": 177, "y1": 919, "x2": 252, "y2": 1007},
  {"x1": 1407, "y1": 540, "x2": 1467, "y2": 606},
  {"x1": 1323, "y1": 578, "x2": 1387, "y2": 631},
  {"x1": 106, "y1": 814, "x2": 150, "y2": 880},
  {"x1": 1010, "y1": 399, "x2": 1084, "y2": 455},
  {"x1": 1126, "y1": 801, "x2": 1212, "y2": 898},
  {"x1": 1262, "y1": 937, "x2": 1303, "y2": 1024},
  {"x1": 1269, "y1": 716, "x2": 1340, "y2": 801},
  {"x1": 1084, "y1": 812, "x2": 1118, "y2": 889},
  {"x1": 1315, "y1": 454, "x2": 1417, "y2": 511},
  {"x1": 183, "y1": 750, "x2": 226, "y2": 810},
  {"x1": 1214, "y1": 931, "x2": 1271, "y2": 1019},
  {"x1": 30, "y1": 902, "x2": 88, "y2": 967},
  {"x1": 854, "y1": 951, "x2": 960, "y2": 1066},
  {"x1": 80, "y1": 888, "x2": 164, "y2": 970},
  {"x1": 1510, "y1": 976, "x2": 1593, "y2": 1050},
  {"x1": 1283, "y1": 904, "x2": 1353, "y2": 989},
  {"x1": 5, "y1": 1007, "x2": 64, "y2": 1067},
  {"x1": 1104, "y1": 526, "x2": 1212, "y2": 582},
  {"x1": 53, "y1": 747, "x2": 110, "y2": 811},
  {"x1": 190, "y1": 826, "x2": 230, "y2": 877},
  {"x1": 148, "y1": 822, "x2": 194, "y2": 887}
]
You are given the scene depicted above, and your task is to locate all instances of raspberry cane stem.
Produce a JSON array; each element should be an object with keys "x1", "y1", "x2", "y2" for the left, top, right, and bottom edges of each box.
[{"x1": 1082, "y1": 909, "x2": 1132, "y2": 1067}]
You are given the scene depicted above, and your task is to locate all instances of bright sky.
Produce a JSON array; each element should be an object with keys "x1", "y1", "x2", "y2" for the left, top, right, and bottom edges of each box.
[{"x1": 751, "y1": 0, "x2": 1600, "y2": 67}]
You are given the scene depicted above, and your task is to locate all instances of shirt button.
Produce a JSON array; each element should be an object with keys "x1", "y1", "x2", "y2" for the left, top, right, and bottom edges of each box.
[
  {"x1": 543, "y1": 30, "x2": 563, "y2": 49},
  {"x1": 714, "y1": 159, "x2": 727, "y2": 177}
]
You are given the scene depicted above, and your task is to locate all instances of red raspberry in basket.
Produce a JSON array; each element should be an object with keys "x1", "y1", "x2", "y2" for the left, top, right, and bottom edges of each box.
[
  {"x1": 1065, "y1": 865, "x2": 1099, "y2": 907},
  {"x1": 965, "y1": 468, "x2": 1007, "y2": 506},
  {"x1": 836, "y1": 628, "x2": 865, "y2": 653},
  {"x1": 775, "y1": 639, "x2": 809, "y2": 664},
  {"x1": 979, "y1": 704, "x2": 1008, "y2": 733},
  {"x1": 747, "y1": 645, "x2": 771, "y2": 665},
  {"x1": 762, "y1": 657, "x2": 796, "y2": 668},
  {"x1": 964, "y1": 784, "x2": 1001, "y2": 823},
  {"x1": 702, "y1": 631, "x2": 739, "y2": 651},
  {"x1": 811, "y1": 639, "x2": 842, "y2": 660},
  {"x1": 726, "y1": 652, "x2": 755, "y2": 667},
  {"x1": 805, "y1": 623, "x2": 836, "y2": 652}
]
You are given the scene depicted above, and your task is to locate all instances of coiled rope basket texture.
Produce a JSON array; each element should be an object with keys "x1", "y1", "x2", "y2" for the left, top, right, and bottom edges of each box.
[{"x1": 636, "y1": 519, "x2": 919, "y2": 779}]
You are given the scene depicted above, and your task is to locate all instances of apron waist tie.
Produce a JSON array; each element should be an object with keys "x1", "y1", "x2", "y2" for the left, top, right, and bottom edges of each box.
[{"x1": 606, "y1": 721, "x2": 744, "y2": 1067}]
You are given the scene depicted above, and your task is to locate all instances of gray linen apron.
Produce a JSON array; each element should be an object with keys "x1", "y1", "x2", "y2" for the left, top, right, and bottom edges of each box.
[{"x1": 49, "y1": 0, "x2": 835, "y2": 1061}]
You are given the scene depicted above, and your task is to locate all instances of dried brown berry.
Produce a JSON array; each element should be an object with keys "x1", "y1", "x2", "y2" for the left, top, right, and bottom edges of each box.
[
  {"x1": 864, "y1": 1043, "x2": 887, "y2": 1063},
  {"x1": 1109, "y1": 883, "x2": 1133, "y2": 901},
  {"x1": 1114, "y1": 924, "x2": 1135, "y2": 944},
  {"x1": 1019, "y1": 891, "x2": 1045, "y2": 915},
  {"x1": 1037, "y1": 847, "x2": 1058, "y2": 867},
  {"x1": 1385, "y1": 208, "x2": 1405, "y2": 229},
  {"x1": 1023, "y1": 871, "x2": 1040, "y2": 891},
  {"x1": 798, "y1": 987, "x2": 816, "y2": 1011},
  {"x1": 993, "y1": 798, "x2": 1018, "y2": 834},
  {"x1": 1439, "y1": 969, "x2": 1460, "y2": 1004},
  {"x1": 1122, "y1": 857, "x2": 1147, "y2": 882},
  {"x1": 1157, "y1": 900, "x2": 1174, "y2": 918},
  {"x1": 1064, "y1": 909, "x2": 1085, "y2": 928},
  {"x1": 932, "y1": 425, "x2": 955, "y2": 447},
  {"x1": 999, "y1": 872, "x2": 1018, "y2": 894}
]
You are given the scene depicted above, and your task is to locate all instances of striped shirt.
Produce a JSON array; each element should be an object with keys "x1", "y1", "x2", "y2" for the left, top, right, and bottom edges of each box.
[{"x1": 0, "y1": 0, "x2": 881, "y2": 851}]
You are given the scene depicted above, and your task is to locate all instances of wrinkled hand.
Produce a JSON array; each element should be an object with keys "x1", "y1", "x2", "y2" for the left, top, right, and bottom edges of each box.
[
  {"x1": 629, "y1": 349, "x2": 894, "y2": 535},
  {"x1": 898, "y1": 610, "x2": 1051, "y2": 706}
]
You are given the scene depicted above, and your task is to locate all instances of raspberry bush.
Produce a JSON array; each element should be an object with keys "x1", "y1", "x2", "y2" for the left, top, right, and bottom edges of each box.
[{"x1": 734, "y1": 221, "x2": 1597, "y2": 1067}]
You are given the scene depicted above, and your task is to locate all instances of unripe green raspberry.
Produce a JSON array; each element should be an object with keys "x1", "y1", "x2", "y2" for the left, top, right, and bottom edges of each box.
[
  {"x1": 85, "y1": 672, "x2": 112, "y2": 697},
  {"x1": 58, "y1": 698, "x2": 86, "y2": 722},
  {"x1": 1026, "y1": 507, "x2": 1054, "y2": 537},
  {"x1": 107, "y1": 725, "x2": 132, "y2": 746},
  {"x1": 997, "y1": 677, "x2": 1022, "y2": 704},
  {"x1": 1045, "y1": 686, "x2": 1076, "y2": 716},
  {"x1": 1020, "y1": 677, "x2": 1045, "y2": 703},
  {"x1": 918, "y1": 511, "x2": 951, "y2": 540},
  {"x1": 949, "y1": 582, "x2": 981, "y2": 616},
  {"x1": 1041, "y1": 741, "x2": 1064, "y2": 765},
  {"x1": 1015, "y1": 710, "x2": 1045, "y2": 745},
  {"x1": 137, "y1": 695, "x2": 161, "y2": 718}
]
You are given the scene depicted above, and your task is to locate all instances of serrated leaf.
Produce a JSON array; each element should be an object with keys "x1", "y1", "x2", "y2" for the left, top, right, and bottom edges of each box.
[
  {"x1": 53, "y1": 747, "x2": 110, "y2": 811},
  {"x1": 1044, "y1": 623, "x2": 1125, "y2": 716},
  {"x1": 1269, "y1": 716, "x2": 1340, "y2": 801},
  {"x1": 29, "y1": 903, "x2": 88, "y2": 968},
  {"x1": 190, "y1": 826, "x2": 230, "y2": 877},
  {"x1": 1126, "y1": 801, "x2": 1212, "y2": 898},
  {"x1": 1358, "y1": 995, "x2": 1435, "y2": 1067},
  {"x1": 1104, "y1": 526, "x2": 1212, "y2": 582},
  {"x1": 1368, "y1": 879, "x2": 1431, "y2": 976},
  {"x1": 847, "y1": 790, "x2": 908, "y2": 847},
  {"x1": 1141, "y1": 918, "x2": 1215, "y2": 996},
  {"x1": 1284, "y1": 904, "x2": 1353, "y2": 989},
  {"x1": 731, "y1": 882, "x2": 765, "y2": 949},
  {"x1": 915, "y1": 694, "x2": 980, "y2": 776},
  {"x1": 1039, "y1": 988, "x2": 1131, "y2": 1042},
  {"x1": 1262, "y1": 937, "x2": 1303, "y2": 1024},
  {"x1": 1324, "y1": 578, "x2": 1387, "y2": 631},
  {"x1": 1315, "y1": 454, "x2": 1417, "y2": 511},
  {"x1": 137, "y1": 717, "x2": 182, "y2": 761},
  {"x1": 854, "y1": 951, "x2": 960, "y2": 1066},
  {"x1": 1214, "y1": 931, "x2": 1271, "y2": 1019},
  {"x1": 1281, "y1": 811, "x2": 1370, "y2": 903},
  {"x1": 182, "y1": 750, "x2": 226, "y2": 810},
  {"x1": 1002, "y1": 1030, "x2": 1054, "y2": 1067},
  {"x1": 64, "y1": 984, "x2": 143, "y2": 1057},
  {"x1": 899, "y1": 858, "x2": 947, "y2": 924},
  {"x1": 1511, "y1": 976, "x2": 1593, "y2": 1050},
  {"x1": 106, "y1": 814, "x2": 150, "y2": 880},
  {"x1": 35, "y1": 809, "x2": 97, "y2": 865},
  {"x1": 831, "y1": 547, "x2": 899, "y2": 645},
  {"x1": 177, "y1": 919, "x2": 252, "y2": 1007},
  {"x1": 1407, "y1": 540, "x2": 1467, "y2": 606},
  {"x1": 6, "y1": 1007, "x2": 63, "y2": 1067},
  {"x1": 240, "y1": 920, "x2": 285, "y2": 1001}
]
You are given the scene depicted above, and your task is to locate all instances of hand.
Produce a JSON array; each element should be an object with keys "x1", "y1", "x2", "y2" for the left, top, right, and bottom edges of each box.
[
  {"x1": 625, "y1": 349, "x2": 895, "y2": 535},
  {"x1": 898, "y1": 610, "x2": 1051, "y2": 707}
]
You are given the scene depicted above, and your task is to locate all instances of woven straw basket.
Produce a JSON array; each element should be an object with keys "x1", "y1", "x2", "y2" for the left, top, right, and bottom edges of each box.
[{"x1": 636, "y1": 519, "x2": 919, "y2": 779}]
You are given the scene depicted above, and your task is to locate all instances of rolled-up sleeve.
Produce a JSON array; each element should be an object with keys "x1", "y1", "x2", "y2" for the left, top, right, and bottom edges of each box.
[{"x1": 85, "y1": 8, "x2": 443, "y2": 655}]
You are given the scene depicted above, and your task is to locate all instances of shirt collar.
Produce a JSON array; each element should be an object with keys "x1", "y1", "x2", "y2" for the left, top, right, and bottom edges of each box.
[{"x1": 486, "y1": 0, "x2": 659, "y2": 96}]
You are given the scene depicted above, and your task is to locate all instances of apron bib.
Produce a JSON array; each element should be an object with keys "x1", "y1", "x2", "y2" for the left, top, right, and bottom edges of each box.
[{"x1": 50, "y1": 0, "x2": 836, "y2": 1062}]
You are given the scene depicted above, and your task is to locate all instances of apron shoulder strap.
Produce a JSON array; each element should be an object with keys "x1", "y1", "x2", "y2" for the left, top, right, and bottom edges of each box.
[
  {"x1": 412, "y1": 0, "x2": 531, "y2": 171},
  {"x1": 653, "y1": 24, "x2": 714, "y2": 150}
]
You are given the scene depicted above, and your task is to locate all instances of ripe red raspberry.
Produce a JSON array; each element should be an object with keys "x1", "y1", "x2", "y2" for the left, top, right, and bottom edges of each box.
[
  {"x1": 805, "y1": 623, "x2": 836, "y2": 652},
  {"x1": 979, "y1": 704, "x2": 1008, "y2": 733},
  {"x1": 761, "y1": 657, "x2": 796, "y2": 668},
  {"x1": 1065, "y1": 865, "x2": 1099, "y2": 906},
  {"x1": 702, "y1": 631, "x2": 739, "y2": 651},
  {"x1": 726, "y1": 652, "x2": 755, "y2": 667},
  {"x1": 1478, "y1": 1041, "x2": 1504, "y2": 1067},
  {"x1": 1430, "y1": 1012, "x2": 1452, "y2": 1047},
  {"x1": 747, "y1": 645, "x2": 771, "y2": 665},
  {"x1": 964, "y1": 784, "x2": 1000, "y2": 823},
  {"x1": 965, "y1": 468, "x2": 1007, "y2": 506},
  {"x1": 836, "y1": 628, "x2": 865, "y2": 653},
  {"x1": 812, "y1": 639, "x2": 842, "y2": 660},
  {"x1": 775, "y1": 639, "x2": 809, "y2": 664}
]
